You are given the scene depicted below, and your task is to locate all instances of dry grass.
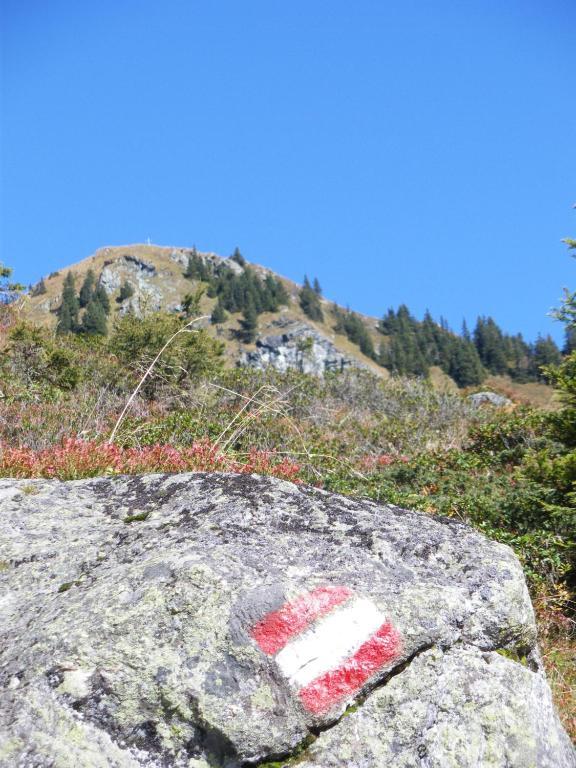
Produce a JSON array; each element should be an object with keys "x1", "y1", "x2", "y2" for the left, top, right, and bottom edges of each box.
[
  {"x1": 484, "y1": 374, "x2": 558, "y2": 410},
  {"x1": 535, "y1": 594, "x2": 576, "y2": 741}
]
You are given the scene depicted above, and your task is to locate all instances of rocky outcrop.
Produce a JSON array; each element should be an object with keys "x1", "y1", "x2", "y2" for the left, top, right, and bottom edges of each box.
[
  {"x1": 468, "y1": 391, "x2": 512, "y2": 408},
  {"x1": 99, "y1": 254, "x2": 164, "y2": 315},
  {"x1": 241, "y1": 320, "x2": 360, "y2": 375},
  {"x1": 0, "y1": 473, "x2": 574, "y2": 767}
]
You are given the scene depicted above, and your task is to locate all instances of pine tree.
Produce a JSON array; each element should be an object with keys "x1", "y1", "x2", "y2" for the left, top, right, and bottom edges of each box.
[
  {"x1": 184, "y1": 249, "x2": 211, "y2": 281},
  {"x1": 79, "y1": 269, "x2": 96, "y2": 308},
  {"x1": 56, "y1": 273, "x2": 79, "y2": 334},
  {"x1": 238, "y1": 301, "x2": 258, "y2": 342},
  {"x1": 473, "y1": 316, "x2": 508, "y2": 374},
  {"x1": 449, "y1": 339, "x2": 485, "y2": 387},
  {"x1": 299, "y1": 276, "x2": 323, "y2": 321},
  {"x1": 81, "y1": 298, "x2": 108, "y2": 335},
  {"x1": 182, "y1": 287, "x2": 205, "y2": 318},
  {"x1": 564, "y1": 327, "x2": 576, "y2": 355},
  {"x1": 32, "y1": 278, "x2": 47, "y2": 296},
  {"x1": 118, "y1": 280, "x2": 135, "y2": 303},
  {"x1": 530, "y1": 335, "x2": 562, "y2": 380},
  {"x1": 211, "y1": 299, "x2": 227, "y2": 324},
  {"x1": 313, "y1": 277, "x2": 322, "y2": 296},
  {"x1": 95, "y1": 284, "x2": 111, "y2": 315},
  {"x1": 230, "y1": 247, "x2": 246, "y2": 267}
]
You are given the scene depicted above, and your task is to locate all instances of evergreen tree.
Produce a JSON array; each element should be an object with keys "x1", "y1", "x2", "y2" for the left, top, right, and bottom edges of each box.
[
  {"x1": 564, "y1": 327, "x2": 576, "y2": 355},
  {"x1": 79, "y1": 269, "x2": 96, "y2": 308},
  {"x1": 313, "y1": 277, "x2": 322, "y2": 296},
  {"x1": 117, "y1": 280, "x2": 135, "y2": 302},
  {"x1": 530, "y1": 335, "x2": 562, "y2": 381},
  {"x1": 230, "y1": 247, "x2": 246, "y2": 267},
  {"x1": 211, "y1": 299, "x2": 227, "y2": 325},
  {"x1": 81, "y1": 298, "x2": 108, "y2": 335},
  {"x1": 184, "y1": 249, "x2": 211, "y2": 281},
  {"x1": 238, "y1": 301, "x2": 258, "y2": 343},
  {"x1": 449, "y1": 339, "x2": 485, "y2": 387},
  {"x1": 32, "y1": 278, "x2": 47, "y2": 296},
  {"x1": 299, "y1": 276, "x2": 324, "y2": 321},
  {"x1": 333, "y1": 307, "x2": 376, "y2": 359},
  {"x1": 181, "y1": 287, "x2": 205, "y2": 318},
  {"x1": 95, "y1": 284, "x2": 111, "y2": 315},
  {"x1": 473, "y1": 316, "x2": 508, "y2": 374},
  {"x1": 56, "y1": 273, "x2": 79, "y2": 334}
]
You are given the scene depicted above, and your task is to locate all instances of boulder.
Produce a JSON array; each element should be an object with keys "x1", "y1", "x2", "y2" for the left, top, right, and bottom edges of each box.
[
  {"x1": 468, "y1": 391, "x2": 512, "y2": 408},
  {"x1": 0, "y1": 473, "x2": 573, "y2": 767},
  {"x1": 241, "y1": 320, "x2": 361, "y2": 375}
]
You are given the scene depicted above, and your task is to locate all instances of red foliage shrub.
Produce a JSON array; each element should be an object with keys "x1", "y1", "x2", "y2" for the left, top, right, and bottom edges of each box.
[{"x1": 0, "y1": 437, "x2": 303, "y2": 483}]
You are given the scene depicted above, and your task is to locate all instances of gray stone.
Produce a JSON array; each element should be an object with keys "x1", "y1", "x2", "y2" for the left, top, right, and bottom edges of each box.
[
  {"x1": 0, "y1": 473, "x2": 573, "y2": 767},
  {"x1": 468, "y1": 391, "x2": 512, "y2": 408},
  {"x1": 241, "y1": 320, "x2": 362, "y2": 376},
  {"x1": 99, "y1": 254, "x2": 163, "y2": 316}
]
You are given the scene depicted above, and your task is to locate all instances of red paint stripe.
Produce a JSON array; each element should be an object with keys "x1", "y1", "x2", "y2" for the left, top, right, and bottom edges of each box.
[
  {"x1": 298, "y1": 621, "x2": 402, "y2": 715},
  {"x1": 251, "y1": 585, "x2": 353, "y2": 655}
]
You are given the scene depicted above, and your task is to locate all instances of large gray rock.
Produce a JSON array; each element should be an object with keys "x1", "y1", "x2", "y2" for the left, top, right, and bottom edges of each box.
[
  {"x1": 241, "y1": 320, "x2": 361, "y2": 375},
  {"x1": 468, "y1": 391, "x2": 512, "y2": 408},
  {"x1": 0, "y1": 473, "x2": 573, "y2": 768}
]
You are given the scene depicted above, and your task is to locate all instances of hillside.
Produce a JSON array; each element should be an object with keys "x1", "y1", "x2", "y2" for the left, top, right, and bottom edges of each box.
[
  {"x1": 22, "y1": 244, "x2": 558, "y2": 405},
  {"x1": 24, "y1": 243, "x2": 388, "y2": 378}
]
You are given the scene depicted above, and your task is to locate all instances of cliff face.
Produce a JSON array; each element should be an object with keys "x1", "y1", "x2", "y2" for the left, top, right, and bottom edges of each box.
[{"x1": 1, "y1": 472, "x2": 574, "y2": 767}]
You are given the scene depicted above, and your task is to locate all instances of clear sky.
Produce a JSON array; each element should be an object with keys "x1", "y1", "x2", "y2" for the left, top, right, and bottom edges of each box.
[{"x1": 2, "y1": 0, "x2": 575, "y2": 343}]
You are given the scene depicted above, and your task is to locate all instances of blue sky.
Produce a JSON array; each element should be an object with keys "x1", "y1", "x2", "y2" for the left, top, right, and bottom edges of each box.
[{"x1": 2, "y1": 0, "x2": 575, "y2": 343}]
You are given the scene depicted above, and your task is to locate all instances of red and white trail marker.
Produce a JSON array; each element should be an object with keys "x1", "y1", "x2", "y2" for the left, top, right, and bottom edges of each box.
[{"x1": 250, "y1": 585, "x2": 402, "y2": 716}]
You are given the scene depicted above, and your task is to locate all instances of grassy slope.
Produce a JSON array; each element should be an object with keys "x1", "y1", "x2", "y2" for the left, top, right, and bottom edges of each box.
[{"x1": 24, "y1": 243, "x2": 388, "y2": 377}]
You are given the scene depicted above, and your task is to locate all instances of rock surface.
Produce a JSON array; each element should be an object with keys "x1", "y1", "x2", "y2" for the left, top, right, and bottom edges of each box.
[
  {"x1": 0, "y1": 473, "x2": 573, "y2": 768},
  {"x1": 241, "y1": 320, "x2": 361, "y2": 375},
  {"x1": 468, "y1": 391, "x2": 512, "y2": 408}
]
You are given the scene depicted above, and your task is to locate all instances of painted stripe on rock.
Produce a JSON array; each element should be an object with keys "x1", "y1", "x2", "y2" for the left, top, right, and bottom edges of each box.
[
  {"x1": 250, "y1": 585, "x2": 353, "y2": 655},
  {"x1": 275, "y1": 596, "x2": 385, "y2": 687},
  {"x1": 298, "y1": 621, "x2": 402, "y2": 715}
]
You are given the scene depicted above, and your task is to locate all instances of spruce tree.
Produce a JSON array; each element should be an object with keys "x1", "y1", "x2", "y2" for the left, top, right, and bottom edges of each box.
[
  {"x1": 473, "y1": 317, "x2": 508, "y2": 374},
  {"x1": 313, "y1": 277, "x2": 322, "y2": 296},
  {"x1": 79, "y1": 269, "x2": 96, "y2": 308},
  {"x1": 530, "y1": 335, "x2": 562, "y2": 380},
  {"x1": 32, "y1": 278, "x2": 47, "y2": 296},
  {"x1": 81, "y1": 298, "x2": 108, "y2": 335},
  {"x1": 299, "y1": 276, "x2": 323, "y2": 321},
  {"x1": 238, "y1": 301, "x2": 258, "y2": 342},
  {"x1": 211, "y1": 299, "x2": 227, "y2": 325},
  {"x1": 449, "y1": 339, "x2": 485, "y2": 387},
  {"x1": 95, "y1": 284, "x2": 111, "y2": 315},
  {"x1": 184, "y1": 249, "x2": 211, "y2": 281},
  {"x1": 564, "y1": 327, "x2": 576, "y2": 355},
  {"x1": 117, "y1": 280, "x2": 134, "y2": 302},
  {"x1": 230, "y1": 247, "x2": 246, "y2": 267},
  {"x1": 56, "y1": 272, "x2": 79, "y2": 334}
]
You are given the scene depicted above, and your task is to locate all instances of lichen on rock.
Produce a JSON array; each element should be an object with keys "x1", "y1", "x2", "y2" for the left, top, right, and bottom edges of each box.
[{"x1": 0, "y1": 472, "x2": 573, "y2": 767}]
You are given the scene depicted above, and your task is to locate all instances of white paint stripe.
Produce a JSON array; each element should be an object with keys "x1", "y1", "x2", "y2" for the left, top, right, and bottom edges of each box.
[{"x1": 275, "y1": 597, "x2": 385, "y2": 687}]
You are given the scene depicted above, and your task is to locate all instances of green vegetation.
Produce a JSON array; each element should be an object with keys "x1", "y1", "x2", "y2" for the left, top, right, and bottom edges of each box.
[
  {"x1": 183, "y1": 251, "x2": 290, "y2": 319},
  {"x1": 333, "y1": 305, "x2": 376, "y2": 359},
  {"x1": 117, "y1": 280, "x2": 135, "y2": 303},
  {"x1": 1, "y1": 239, "x2": 574, "y2": 736},
  {"x1": 79, "y1": 269, "x2": 96, "y2": 308},
  {"x1": 299, "y1": 275, "x2": 323, "y2": 321},
  {"x1": 56, "y1": 270, "x2": 111, "y2": 336},
  {"x1": 56, "y1": 272, "x2": 80, "y2": 334},
  {"x1": 375, "y1": 305, "x2": 560, "y2": 386},
  {"x1": 31, "y1": 278, "x2": 47, "y2": 297}
]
